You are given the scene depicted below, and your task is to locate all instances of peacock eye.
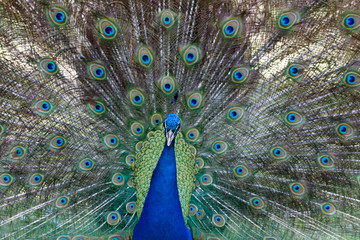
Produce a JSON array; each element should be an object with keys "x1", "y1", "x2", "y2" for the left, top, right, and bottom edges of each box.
[
  {"x1": 160, "y1": 10, "x2": 177, "y2": 29},
  {"x1": 159, "y1": 76, "x2": 177, "y2": 95},
  {"x1": 103, "y1": 134, "x2": 119, "y2": 148},
  {"x1": 56, "y1": 196, "x2": 70, "y2": 208},
  {"x1": 129, "y1": 89, "x2": 145, "y2": 107},
  {"x1": 88, "y1": 62, "x2": 107, "y2": 80},
  {"x1": 321, "y1": 202, "x2": 336, "y2": 215},
  {"x1": 187, "y1": 92, "x2": 203, "y2": 109},
  {"x1": 112, "y1": 173, "x2": 125, "y2": 186},
  {"x1": 78, "y1": 158, "x2": 94, "y2": 171},
  {"x1": 270, "y1": 146, "x2": 288, "y2": 160},
  {"x1": 126, "y1": 202, "x2": 137, "y2": 213},
  {"x1": 284, "y1": 111, "x2": 305, "y2": 126},
  {"x1": 286, "y1": 63, "x2": 305, "y2": 81},
  {"x1": 88, "y1": 100, "x2": 106, "y2": 115},
  {"x1": 29, "y1": 173, "x2": 44, "y2": 186},
  {"x1": 318, "y1": 155, "x2": 334, "y2": 168},
  {"x1": 131, "y1": 122, "x2": 145, "y2": 136},
  {"x1": 107, "y1": 212, "x2": 120, "y2": 225},
  {"x1": 33, "y1": 99, "x2": 54, "y2": 116},
  {"x1": 97, "y1": 18, "x2": 118, "y2": 39},
  {"x1": 278, "y1": 11, "x2": 299, "y2": 29},
  {"x1": 233, "y1": 164, "x2": 249, "y2": 178},
  {"x1": 212, "y1": 214, "x2": 226, "y2": 227},
  {"x1": 38, "y1": 58, "x2": 59, "y2": 75},
  {"x1": 227, "y1": 106, "x2": 246, "y2": 121},
  {"x1": 49, "y1": 136, "x2": 66, "y2": 150},
  {"x1": 137, "y1": 46, "x2": 154, "y2": 68},
  {"x1": 48, "y1": 6, "x2": 69, "y2": 26},
  {"x1": 342, "y1": 13, "x2": 360, "y2": 30},
  {"x1": 0, "y1": 173, "x2": 14, "y2": 187},
  {"x1": 221, "y1": 18, "x2": 241, "y2": 38},
  {"x1": 186, "y1": 128, "x2": 199, "y2": 142},
  {"x1": 343, "y1": 71, "x2": 360, "y2": 87},
  {"x1": 230, "y1": 66, "x2": 250, "y2": 84},
  {"x1": 290, "y1": 182, "x2": 306, "y2": 196},
  {"x1": 250, "y1": 197, "x2": 265, "y2": 209},
  {"x1": 181, "y1": 45, "x2": 201, "y2": 66},
  {"x1": 212, "y1": 141, "x2": 228, "y2": 154},
  {"x1": 335, "y1": 123, "x2": 354, "y2": 139},
  {"x1": 9, "y1": 145, "x2": 27, "y2": 160}
]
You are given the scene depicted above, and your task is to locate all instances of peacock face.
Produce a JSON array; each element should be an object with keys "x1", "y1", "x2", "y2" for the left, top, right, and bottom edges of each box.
[{"x1": 163, "y1": 113, "x2": 181, "y2": 146}]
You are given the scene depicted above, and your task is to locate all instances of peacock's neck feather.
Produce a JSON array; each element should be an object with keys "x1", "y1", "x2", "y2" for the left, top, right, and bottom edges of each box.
[{"x1": 133, "y1": 140, "x2": 192, "y2": 239}]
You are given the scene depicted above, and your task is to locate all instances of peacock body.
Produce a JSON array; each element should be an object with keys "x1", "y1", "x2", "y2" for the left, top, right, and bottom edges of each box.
[{"x1": 0, "y1": 0, "x2": 360, "y2": 239}]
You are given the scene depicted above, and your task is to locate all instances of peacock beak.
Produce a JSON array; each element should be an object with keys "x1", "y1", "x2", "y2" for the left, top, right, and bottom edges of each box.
[{"x1": 166, "y1": 129, "x2": 175, "y2": 146}]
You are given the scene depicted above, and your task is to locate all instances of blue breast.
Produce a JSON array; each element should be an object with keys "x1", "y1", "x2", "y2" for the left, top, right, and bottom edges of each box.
[{"x1": 133, "y1": 140, "x2": 192, "y2": 240}]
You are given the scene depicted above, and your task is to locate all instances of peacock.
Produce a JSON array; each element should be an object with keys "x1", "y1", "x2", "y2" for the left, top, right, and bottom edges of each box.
[{"x1": 1, "y1": 0, "x2": 360, "y2": 239}]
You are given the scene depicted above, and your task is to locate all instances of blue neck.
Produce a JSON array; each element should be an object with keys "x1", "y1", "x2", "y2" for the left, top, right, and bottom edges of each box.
[{"x1": 133, "y1": 140, "x2": 192, "y2": 240}]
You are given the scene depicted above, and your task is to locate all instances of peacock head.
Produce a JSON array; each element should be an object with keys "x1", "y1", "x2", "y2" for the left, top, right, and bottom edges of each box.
[{"x1": 164, "y1": 113, "x2": 181, "y2": 146}]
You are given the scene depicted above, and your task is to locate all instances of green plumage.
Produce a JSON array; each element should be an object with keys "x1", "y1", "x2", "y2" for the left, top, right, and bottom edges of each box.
[{"x1": 0, "y1": 0, "x2": 360, "y2": 239}]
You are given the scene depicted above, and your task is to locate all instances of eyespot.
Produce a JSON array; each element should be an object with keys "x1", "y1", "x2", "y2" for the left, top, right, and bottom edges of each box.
[
  {"x1": 88, "y1": 100, "x2": 106, "y2": 115},
  {"x1": 321, "y1": 202, "x2": 336, "y2": 215},
  {"x1": 187, "y1": 92, "x2": 203, "y2": 109},
  {"x1": 126, "y1": 202, "x2": 137, "y2": 213},
  {"x1": 127, "y1": 177, "x2": 134, "y2": 188},
  {"x1": 135, "y1": 141, "x2": 143, "y2": 152},
  {"x1": 233, "y1": 165, "x2": 249, "y2": 178},
  {"x1": 56, "y1": 236, "x2": 70, "y2": 240},
  {"x1": 189, "y1": 145, "x2": 197, "y2": 156},
  {"x1": 181, "y1": 45, "x2": 201, "y2": 66},
  {"x1": 129, "y1": 89, "x2": 145, "y2": 107},
  {"x1": 131, "y1": 122, "x2": 145, "y2": 137},
  {"x1": 212, "y1": 141, "x2": 228, "y2": 154},
  {"x1": 72, "y1": 236, "x2": 86, "y2": 240},
  {"x1": 289, "y1": 182, "x2": 306, "y2": 196},
  {"x1": 200, "y1": 174, "x2": 213, "y2": 186},
  {"x1": 29, "y1": 173, "x2": 44, "y2": 186},
  {"x1": 0, "y1": 173, "x2": 14, "y2": 187},
  {"x1": 270, "y1": 146, "x2": 288, "y2": 160},
  {"x1": 230, "y1": 66, "x2": 250, "y2": 84},
  {"x1": 78, "y1": 158, "x2": 94, "y2": 171},
  {"x1": 335, "y1": 123, "x2": 355, "y2": 139},
  {"x1": 125, "y1": 154, "x2": 136, "y2": 166},
  {"x1": 278, "y1": 11, "x2": 299, "y2": 29},
  {"x1": 159, "y1": 76, "x2": 177, "y2": 95},
  {"x1": 318, "y1": 155, "x2": 334, "y2": 168},
  {"x1": 107, "y1": 212, "x2": 120, "y2": 225},
  {"x1": 9, "y1": 145, "x2": 26, "y2": 160},
  {"x1": 87, "y1": 62, "x2": 107, "y2": 80},
  {"x1": 186, "y1": 128, "x2": 200, "y2": 142},
  {"x1": 55, "y1": 196, "x2": 70, "y2": 208},
  {"x1": 196, "y1": 209, "x2": 205, "y2": 220},
  {"x1": 342, "y1": 13, "x2": 360, "y2": 31},
  {"x1": 284, "y1": 111, "x2": 305, "y2": 126},
  {"x1": 189, "y1": 204, "x2": 198, "y2": 216},
  {"x1": 33, "y1": 99, "x2": 54, "y2": 116},
  {"x1": 50, "y1": 136, "x2": 66, "y2": 150},
  {"x1": 286, "y1": 63, "x2": 305, "y2": 81},
  {"x1": 107, "y1": 235, "x2": 122, "y2": 240},
  {"x1": 137, "y1": 46, "x2": 154, "y2": 68},
  {"x1": 250, "y1": 197, "x2": 265, "y2": 209},
  {"x1": 342, "y1": 71, "x2": 360, "y2": 87},
  {"x1": 221, "y1": 18, "x2": 241, "y2": 38},
  {"x1": 112, "y1": 173, "x2": 125, "y2": 186},
  {"x1": 160, "y1": 10, "x2": 177, "y2": 29},
  {"x1": 151, "y1": 113, "x2": 162, "y2": 126},
  {"x1": 97, "y1": 18, "x2": 118, "y2": 39},
  {"x1": 38, "y1": 58, "x2": 59, "y2": 75},
  {"x1": 195, "y1": 158, "x2": 204, "y2": 169},
  {"x1": 212, "y1": 214, "x2": 226, "y2": 227},
  {"x1": 227, "y1": 106, "x2": 246, "y2": 121},
  {"x1": 103, "y1": 134, "x2": 119, "y2": 148},
  {"x1": 264, "y1": 238, "x2": 278, "y2": 240},
  {"x1": 47, "y1": 6, "x2": 69, "y2": 26}
]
